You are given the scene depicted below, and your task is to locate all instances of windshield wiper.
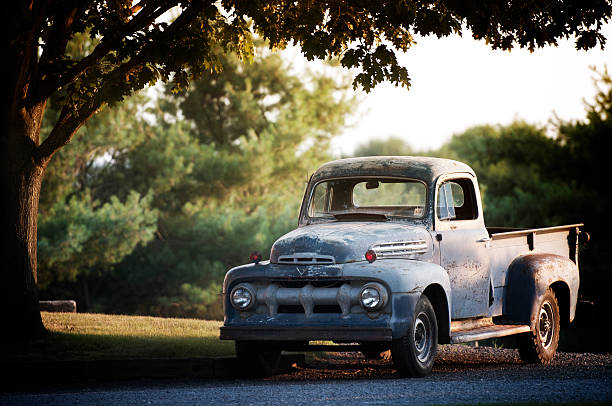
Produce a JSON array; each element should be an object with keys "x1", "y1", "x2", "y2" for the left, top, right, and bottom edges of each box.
[{"x1": 333, "y1": 212, "x2": 389, "y2": 221}]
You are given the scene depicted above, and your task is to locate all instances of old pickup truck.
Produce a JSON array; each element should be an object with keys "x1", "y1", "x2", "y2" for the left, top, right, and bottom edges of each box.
[{"x1": 220, "y1": 156, "x2": 583, "y2": 377}]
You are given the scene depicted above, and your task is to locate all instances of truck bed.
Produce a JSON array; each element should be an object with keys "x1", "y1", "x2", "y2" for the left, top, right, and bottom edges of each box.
[{"x1": 485, "y1": 223, "x2": 583, "y2": 316}]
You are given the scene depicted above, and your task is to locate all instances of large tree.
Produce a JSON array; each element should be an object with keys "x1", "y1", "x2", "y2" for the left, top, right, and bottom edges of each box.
[{"x1": 4, "y1": 1, "x2": 611, "y2": 340}]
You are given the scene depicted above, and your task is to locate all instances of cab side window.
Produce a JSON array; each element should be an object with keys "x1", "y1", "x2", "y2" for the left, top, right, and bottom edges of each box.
[{"x1": 437, "y1": 179, "x2": 477, "y2": 220}]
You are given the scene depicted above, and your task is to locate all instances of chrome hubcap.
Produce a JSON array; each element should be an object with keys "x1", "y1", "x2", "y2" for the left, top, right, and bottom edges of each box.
[
  {"x1": 414, "y1": 312, "x2": 432, "y2": 362},
  {"x1": 538, "y1": 301, "x2": 555, "y2": 349}
]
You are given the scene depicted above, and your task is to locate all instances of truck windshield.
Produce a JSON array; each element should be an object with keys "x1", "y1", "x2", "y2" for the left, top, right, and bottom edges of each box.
[{"x1": 307, "y1": 178, "x2": 427, "y2": 220}]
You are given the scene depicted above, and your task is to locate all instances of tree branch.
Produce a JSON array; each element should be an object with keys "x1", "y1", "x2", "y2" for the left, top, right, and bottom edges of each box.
[
  {"x1": 27, "y1": 1, "x2": 89, "y2": 111},
  {"x1": 37, "y1": 2, "x2": 83, "y2": 67},
  {"x1": 36, "y1": 0, "x2": 207, "y2": 162},
  {"x1": 35, "y1": 101, "x2": 102, "y2": 164},
  {"x1": 37, "y1": 0, "x2": 180, "y2": 103},
  {"x1": 9, "y1": 0, "x2": 51, "y2": 118}
]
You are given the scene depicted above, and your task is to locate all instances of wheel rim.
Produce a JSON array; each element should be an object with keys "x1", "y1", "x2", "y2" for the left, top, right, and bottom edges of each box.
[
  {"x1": 538, "y1": 301, "x2": 555, "y2": 349},
  {"x1": 413, "y1": 311, "x2": 432, "y2": 363}
]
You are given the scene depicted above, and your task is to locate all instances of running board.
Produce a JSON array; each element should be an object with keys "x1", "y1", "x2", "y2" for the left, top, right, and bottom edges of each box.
[{"x1": 450, "y1": 324, "x2": 531, "y2": 344}]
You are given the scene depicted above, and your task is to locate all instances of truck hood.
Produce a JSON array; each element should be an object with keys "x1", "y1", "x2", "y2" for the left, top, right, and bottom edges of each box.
[{"x1": 270, "y1": 222, "x2": 433, "y2": 264}]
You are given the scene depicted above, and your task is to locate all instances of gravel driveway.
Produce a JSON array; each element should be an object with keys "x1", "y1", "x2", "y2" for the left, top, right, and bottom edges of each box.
[{"x1": 2, "y1": 345, "x2": 611, "y2": 406}]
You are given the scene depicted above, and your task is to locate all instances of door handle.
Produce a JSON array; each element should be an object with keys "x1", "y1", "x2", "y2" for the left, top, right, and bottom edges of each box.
[{"x1": 476, "y1": 237, "x2": 491, "y2": 243}]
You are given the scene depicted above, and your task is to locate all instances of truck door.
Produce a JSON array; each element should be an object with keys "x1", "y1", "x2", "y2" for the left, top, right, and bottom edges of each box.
[{"x1": 435, "y1": 175, "x2": 491, "y2": 319}]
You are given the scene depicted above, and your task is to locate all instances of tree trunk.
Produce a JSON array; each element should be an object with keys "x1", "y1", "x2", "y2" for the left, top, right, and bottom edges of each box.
[{"x1": 0, "y1": 110, "x2": 48, "y2": 342}]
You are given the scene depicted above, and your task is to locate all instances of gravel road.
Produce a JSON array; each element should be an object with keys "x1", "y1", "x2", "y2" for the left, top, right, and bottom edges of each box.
[{"x1": 2, "y1": 345, "x2": 611, "y2": 406}]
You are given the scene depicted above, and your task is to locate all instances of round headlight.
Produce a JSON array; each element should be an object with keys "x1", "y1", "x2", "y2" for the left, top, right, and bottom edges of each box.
[
  {"x1": 231, "y1": 285, "x2": 254, "y2": 310},
  {"x1": 359, "y1": 282, "x2": 388, "y2": 311},
  {"x1": 361, "y1": 287, "x2": 381, "y2": 309}
]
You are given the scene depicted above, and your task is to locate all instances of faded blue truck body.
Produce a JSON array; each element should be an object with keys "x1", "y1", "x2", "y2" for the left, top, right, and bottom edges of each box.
[{"x1": 220, "y1": 156, "x2": 581, "y2": 346}]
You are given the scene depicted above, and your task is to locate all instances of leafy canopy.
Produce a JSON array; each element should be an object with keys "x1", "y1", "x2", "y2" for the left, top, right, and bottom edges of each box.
[{"x1": 12, "y1": 0, "x2": 612, "y2": 149}]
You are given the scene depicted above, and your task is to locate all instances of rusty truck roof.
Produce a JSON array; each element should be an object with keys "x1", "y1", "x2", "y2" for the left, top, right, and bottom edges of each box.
[{"x1": 311, "y1": 156, "x2": 475, "y2": 183}]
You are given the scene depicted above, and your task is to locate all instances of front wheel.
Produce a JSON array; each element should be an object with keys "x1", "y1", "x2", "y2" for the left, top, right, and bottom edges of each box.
[
  {"x1": 518, "y1": 289, "x2": 560, "y2": 364},
  {"x1": 391, "y1": 295, "x2": 438, "y2": 377},
  {"x1": 235, "y1": 341, "x2": 282, "y2": 377}
]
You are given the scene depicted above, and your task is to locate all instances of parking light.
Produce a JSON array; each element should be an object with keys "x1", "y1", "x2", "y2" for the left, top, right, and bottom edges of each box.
[{"x1": 365, "y1": 249, "x2": 376, "y2": 263}]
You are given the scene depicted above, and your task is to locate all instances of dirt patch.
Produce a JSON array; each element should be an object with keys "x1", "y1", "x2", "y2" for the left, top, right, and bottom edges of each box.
[{"x1": 268, "y1": 344, "x2": 612, "y2": 381}]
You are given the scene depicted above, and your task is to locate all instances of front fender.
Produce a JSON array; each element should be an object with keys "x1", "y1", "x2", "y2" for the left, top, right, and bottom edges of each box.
[
  {"x1": 341, "y1": 259, "x2": 450, "y2": 295},
  {"x1": 504, "y1": 253, "x2": 579, "y2": 328},
  {"x1": 342, "y1": 260, "x2": 451, "y2": 340}
]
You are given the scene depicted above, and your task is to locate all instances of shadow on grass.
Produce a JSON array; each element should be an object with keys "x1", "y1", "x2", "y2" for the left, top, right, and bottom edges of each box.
[{"x1": 2, "y1": 331, "x2": 235, "y2": 362}]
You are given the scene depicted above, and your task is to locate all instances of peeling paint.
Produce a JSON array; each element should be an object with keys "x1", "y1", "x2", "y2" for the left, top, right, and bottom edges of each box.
[
  {"x1": 407, "y1": 285, "x2": 424, "y2": 294},
  {"x1": 270, "y1": 222, "x2": 433, "y2": 265}
]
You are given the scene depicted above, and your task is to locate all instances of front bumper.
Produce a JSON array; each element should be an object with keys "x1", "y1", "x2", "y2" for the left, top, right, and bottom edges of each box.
[
  {"x1": 219, "y1": 325, "x2": 392, "y2": 341},
  {"x1": 220, "y1": 293, "x2": 419, "y2": 342},
  {"x1": 221, "y1": 260, "x2": 427, "y2": 342}
]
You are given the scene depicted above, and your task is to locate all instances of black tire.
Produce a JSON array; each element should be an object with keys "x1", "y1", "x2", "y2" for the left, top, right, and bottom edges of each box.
[
  {"x1": 391, "y1": 295, "x2": 438, "y2": 377},
  {"x1": 518, "y1": 288, "x2": 560, "y2": 364},
  {"x1": 235, "y1": 341, "x2": 282, "y2": 377}
]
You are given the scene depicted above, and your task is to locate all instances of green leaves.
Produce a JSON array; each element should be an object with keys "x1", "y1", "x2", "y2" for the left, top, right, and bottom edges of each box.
[
  {"x1": 38, "y1": 191, "x2": 158, "y2": 288},
  {"x1": 10, "y1": 0, "x2": 612, "y2": 132},
  {"x1": 342, "y1": 45, "x2": 410, "y2": 92},
  {"x1": 224, "y1": 0, "x2": 610, "y2": 90},
  {"x1": 12, "y1": 0, "x2": 611, "y2": 146}
]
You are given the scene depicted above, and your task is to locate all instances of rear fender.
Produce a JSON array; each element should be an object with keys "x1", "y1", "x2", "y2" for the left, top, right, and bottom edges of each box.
[{"x1": 503, "y1": 254, "x2": 579, "y2": 329}]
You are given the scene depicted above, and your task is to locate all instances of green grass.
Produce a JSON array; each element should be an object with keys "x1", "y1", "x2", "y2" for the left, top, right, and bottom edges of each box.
[{"x1": 1, "y1": 312, "x2": 234, "y2": 362}]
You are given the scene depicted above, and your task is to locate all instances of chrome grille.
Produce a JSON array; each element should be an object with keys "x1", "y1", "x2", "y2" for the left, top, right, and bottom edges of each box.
[
  {"x1": 277, "y1": 253, "x2": 335, "y2": 265},
  {"x1": 371, "y1": 240, "x2": 428, "y2": 258}
]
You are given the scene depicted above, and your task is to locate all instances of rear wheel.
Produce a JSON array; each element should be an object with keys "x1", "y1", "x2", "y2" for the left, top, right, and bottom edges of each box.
[
  {"x1": 235, "y1": 341, "x2": 282, "y2": 377},
  {"x1": 391, "y1": 295, "x2": 438, "y2": 377},
  {"x1": 518, "y1": 289, "x2": 560, "y2": 364}
]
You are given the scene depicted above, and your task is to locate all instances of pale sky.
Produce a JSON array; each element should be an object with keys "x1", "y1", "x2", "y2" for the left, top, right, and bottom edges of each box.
[{"x1": 322, "y1": 23, "x2": 612, "y2": 155}]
